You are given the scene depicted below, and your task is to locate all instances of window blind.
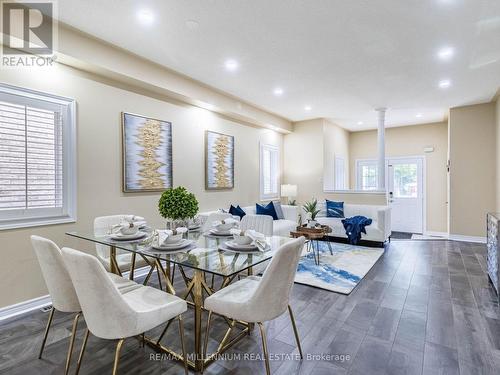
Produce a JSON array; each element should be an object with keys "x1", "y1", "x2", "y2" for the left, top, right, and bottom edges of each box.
[
  {"x1": 261, "y1": 144, "x2": 279, "y2": 198},
  {"x1": 0, "y1": 100, "x2": 63, "y2": 211}
]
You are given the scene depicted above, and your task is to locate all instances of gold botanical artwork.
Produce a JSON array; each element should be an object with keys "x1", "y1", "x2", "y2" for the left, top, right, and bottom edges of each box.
[
  {"x1": 205, "y1": 131, "x2": 234, "y2": 190},
  {"x1": 122, "y1": 113, "x2": 172, "y2": 192}
]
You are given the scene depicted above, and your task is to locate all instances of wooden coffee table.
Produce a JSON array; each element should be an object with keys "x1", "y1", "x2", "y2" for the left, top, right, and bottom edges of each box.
[{"x1": 290, "y1": 225, "x2": 333, "y2": 265}]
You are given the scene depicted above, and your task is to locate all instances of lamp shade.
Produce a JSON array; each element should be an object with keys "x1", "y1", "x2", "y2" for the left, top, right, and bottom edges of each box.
[{"x1": 281, "y1": 184, "x2": 297, "y2": 197}]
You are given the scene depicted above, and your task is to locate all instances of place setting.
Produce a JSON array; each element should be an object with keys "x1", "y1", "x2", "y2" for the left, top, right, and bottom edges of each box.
[
  {"x1": 204, "y1": 218, "x2": 239, "y2": 238},
  {"x1": 219, "y1": 229, "x2": 270, "y2": 254},
  {"x1": 149, "y1": 228, "x2": 196, "y2": 253},
  {"x1": 107, "y1": 216, "x2": 149, "y2": 242}
]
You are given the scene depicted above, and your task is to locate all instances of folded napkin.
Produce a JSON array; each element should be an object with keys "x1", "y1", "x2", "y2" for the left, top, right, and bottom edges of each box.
[
  {"x1": 245, "y1": 230, "x2": 268, "y2": 251},
  {"x1": 212, "y1": 218, "x2": 238, "y2": 227},
  {"x1": 125, "y1": 215, "x2": 145, "y2": 222}
]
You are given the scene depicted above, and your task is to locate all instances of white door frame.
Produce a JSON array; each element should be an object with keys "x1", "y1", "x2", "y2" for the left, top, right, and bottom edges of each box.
[{"x1": 355, "y1": 155, "x2": 426, "y2": 233}]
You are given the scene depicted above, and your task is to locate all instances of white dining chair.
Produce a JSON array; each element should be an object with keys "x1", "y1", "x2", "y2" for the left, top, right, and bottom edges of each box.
[
  {"x1": 238, "y1": 214, "x2": 274, "y2": 276},
  {"x1": 240, "y1": 214, "x2": 273, "y2": 236},
  {"x1": 61, "y1": 247, "x2": 189, "y2": 375},
  {"x1": 30, "y1": 235, "x2": 140, "y2": 375},
  {"x1": 203, "y1": 236, "x2": 306, "y2": 374},
  {"x1": 94, "y1": 215, "x2": 149, "y2": 276},
  {"x1": 201, "y1": 212, "x2": 234, "y2": 232}
]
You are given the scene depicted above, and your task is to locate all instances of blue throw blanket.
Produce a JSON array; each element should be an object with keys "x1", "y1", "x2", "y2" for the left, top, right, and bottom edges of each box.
[{"x1": 342, "y1": 216, "x2": 372, "y2": 245}]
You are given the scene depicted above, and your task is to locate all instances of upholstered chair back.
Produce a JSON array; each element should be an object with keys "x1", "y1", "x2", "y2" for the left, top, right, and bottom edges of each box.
[
  {"x1": 240, "y1": 214, "x2": 273, "y2": 236},
  {"x1": 250, "y1": 236, "x2": 305, "y2": 321},
  {"x1": 30, "y1": 235, "x2": 81, "y2": 313},
  {"x1": 94, "y1": 215, "x2": 130, "y2": 258},
  {"x1": 61, "y1": 247, "x2": 136, "y2": 340},
  {"x1": 202, "y1": 212, "x2": 233, "y2": 232}
]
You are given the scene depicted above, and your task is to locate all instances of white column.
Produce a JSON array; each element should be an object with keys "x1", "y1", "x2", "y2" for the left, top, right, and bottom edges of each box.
[{"x1": 376, "y1": 108, "x2": 386, "y2": 190}]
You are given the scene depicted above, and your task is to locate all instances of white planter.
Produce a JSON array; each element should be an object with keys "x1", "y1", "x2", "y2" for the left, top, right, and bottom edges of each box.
[{"x1": 308, "y1": 220, "x2": 317, "y2": 228}]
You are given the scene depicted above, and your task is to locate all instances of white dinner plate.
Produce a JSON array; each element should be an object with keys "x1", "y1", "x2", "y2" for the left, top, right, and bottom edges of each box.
[
  {"x1": 218, "y1": 243, "x2": 262, "y2": 254},
  {"x1": 153, "y1": 239, "x2": 193, "y2": 250},
  {"x1": 209, "y1": 229, "x2": 232, "y2": 236},
  {"x1": 109, "y1": 231, "x2": 147, "y2": 241},
  {"x1": 225, "y1": 241, "x2": 258, "y2": 251}
]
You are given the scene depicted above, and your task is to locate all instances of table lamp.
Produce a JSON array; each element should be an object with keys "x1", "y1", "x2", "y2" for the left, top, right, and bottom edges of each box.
[{"x1": 281, "y1": 184, "x2": 297, "y2": 205}]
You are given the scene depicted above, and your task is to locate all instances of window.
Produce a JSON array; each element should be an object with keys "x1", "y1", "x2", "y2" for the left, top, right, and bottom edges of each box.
[
  {"x1": 0, "y1": 84, "x2": 76, "y2": 230},
  {"x1": 334, "y1": 157, "x2": 346, "y2": 190},
  {"x1": 260, "y1": 143, "x2": 280, "y2": 200},
  {"x1": 356, "y1": 160, "x2": 378, "y2": 191},
  {"x1": 392, "y1": 163, "x2": 418, "y2": 198}
]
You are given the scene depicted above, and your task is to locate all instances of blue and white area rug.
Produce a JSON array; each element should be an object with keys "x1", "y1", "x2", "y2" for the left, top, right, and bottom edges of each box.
[{"x1": 295, "y1": 242, "x2": 384, "y2": 294}]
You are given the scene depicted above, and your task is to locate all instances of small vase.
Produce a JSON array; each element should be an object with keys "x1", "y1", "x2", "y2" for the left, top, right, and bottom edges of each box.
[{"x1": 308, "y1": 220, "x2": 317, "y2": 228}]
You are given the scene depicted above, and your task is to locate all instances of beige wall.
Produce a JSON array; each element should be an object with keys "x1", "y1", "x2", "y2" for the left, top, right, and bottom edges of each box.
[
  {"x1": 349, "y1": 122, "x2": 448, "y2": 233},
  {"x1": 283, "y1": 119, "x2": 324, "y2": 203},
  {"x1": 449, "y1": 103, "x2": 496, "y2": 237},
  {"x1": 0, "y1": 64, "x2": 283, "y2": 308},
  {"x1": 323, "y1": 120, "x2": 350, "y2": 191},
  {"x1": 284, "y1": 118, "x2": 385, "y2": 206}
]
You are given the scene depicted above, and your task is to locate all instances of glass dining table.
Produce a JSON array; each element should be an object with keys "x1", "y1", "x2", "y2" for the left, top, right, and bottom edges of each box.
[{"x1": 66, "y1": 229, "x2": 292, "y2": 372}]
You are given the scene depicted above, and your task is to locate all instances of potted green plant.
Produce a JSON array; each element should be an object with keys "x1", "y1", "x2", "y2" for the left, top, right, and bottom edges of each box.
[
  {"x1": 302, "y1": 199, "x2": 321, "y2": 228},
  {"x1": 158, "y1": 186, "x2": 199, "y2": 229}
]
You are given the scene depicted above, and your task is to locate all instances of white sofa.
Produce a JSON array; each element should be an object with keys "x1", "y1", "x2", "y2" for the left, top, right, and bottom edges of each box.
[
  {"x1": 310, "y1": 202, "x2": 391, "y2": 243},
  {"x1": 199, "y1": 204, "x2": 298, "y2": 237}
]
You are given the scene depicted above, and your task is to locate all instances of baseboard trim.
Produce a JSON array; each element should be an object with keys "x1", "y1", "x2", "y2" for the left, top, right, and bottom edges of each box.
[
  {"x1": 423, "y1": 231, "x2": 449, "y2": 238},
  {"x1": 449, "y1": 234, "x2": 486, "y2": 244},
  {"x1": 0, "y1": 294, "x2": 52, "y2": 322},
  {"x1": 0, "y1": 264, "x2": 156, "y2": 322}
]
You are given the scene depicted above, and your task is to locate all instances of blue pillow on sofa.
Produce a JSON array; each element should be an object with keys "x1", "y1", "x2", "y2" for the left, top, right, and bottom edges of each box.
[
  {"x1": 326, "y1": 200, "x2": 344, "y2": 218},
  {"x1": 229, "y1": 204, "x2": 246, "y2": 219},
  {"x1": 256, "y1": 202, "x2": 278, "y2": 220}
]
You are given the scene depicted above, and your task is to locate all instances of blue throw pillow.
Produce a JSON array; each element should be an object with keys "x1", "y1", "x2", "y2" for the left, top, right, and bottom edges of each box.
[
  {"x1": 256, "y1": 202, "x2": 278, "y2": 220},
  {"x1": 229, "y1": 204, "x2": 246, "y2": 219},
  {"x1": 272, "y1": 201, "x2": 285, "y2": 220},
  {"x1": 326, "y1": 200, "x2": 344, "y2": 218}
]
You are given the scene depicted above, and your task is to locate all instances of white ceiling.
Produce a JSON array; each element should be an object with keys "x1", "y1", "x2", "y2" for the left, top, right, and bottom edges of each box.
[{"x1": 57, "y1": 0, "x2": 500, "y2": 131}]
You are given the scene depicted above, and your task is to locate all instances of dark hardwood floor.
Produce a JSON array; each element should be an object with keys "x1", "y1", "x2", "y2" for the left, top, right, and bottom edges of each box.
[{"x1": 1, "y1": 240, "x2": 500, "y2": 374}]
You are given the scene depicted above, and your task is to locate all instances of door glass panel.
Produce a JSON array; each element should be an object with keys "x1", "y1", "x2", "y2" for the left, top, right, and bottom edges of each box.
[
  {"x1": 392, "y1": 163, "x2": 418, "y2": 197},
  {"x1": 361, "y1": 165, "x2": 378, "y2": 190}
]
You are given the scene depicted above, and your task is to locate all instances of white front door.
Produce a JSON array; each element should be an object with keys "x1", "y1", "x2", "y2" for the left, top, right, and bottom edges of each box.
[{"x1": 387, "y1": 158, "x2": 424, "y2": 233}]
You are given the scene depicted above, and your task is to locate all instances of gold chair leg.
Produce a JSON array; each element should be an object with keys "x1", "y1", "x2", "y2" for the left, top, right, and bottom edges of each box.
[
  {"x1": 38, "y1": 306, "x2": 55, "y2": 359},
  {"x1": 65, "y1": 312, "x2": 82, "y2": 375},
  {"x1": 75, "y1": 328, "x2": 90, "y2": 375},
  {"x1": 202, "y1": 310, "x2": 213, "y2": 373},
  {"x1": 178, "y1": 316, "x2": 188, "y2": 375},
  {"x1": 112, "y1": 338, "x2": 125, "y2": 375},
  {"x1": 257, "y1": 322, "x2": 271, "y2": 375},
  {"x1": 288, "y1": 305, "x2": 303, "y2": 359}
]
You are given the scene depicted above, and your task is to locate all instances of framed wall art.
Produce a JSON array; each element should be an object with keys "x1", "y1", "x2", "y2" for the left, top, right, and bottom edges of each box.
[
  {"x1": 122, "y1": 112, "x2": 173, "y2": 192},
  {"x1": 205, "y1": 130, "x2": 234, "y2": 190}
]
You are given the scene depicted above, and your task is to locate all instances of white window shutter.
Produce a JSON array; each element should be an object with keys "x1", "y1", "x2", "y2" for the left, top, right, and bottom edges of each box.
[{"x1": 0, "y1": 84, "x2": 76, "y2": 230}]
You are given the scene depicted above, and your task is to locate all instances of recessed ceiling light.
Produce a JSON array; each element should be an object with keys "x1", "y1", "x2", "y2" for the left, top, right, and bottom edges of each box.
[
  {"x1": 416, "y1": 113, "x2": 423, "y2": 118},
  {"x1": 438, "y1": 79, "x2": 451, "y2": 89},
  {"x1": 304, "y1": 105, "x2": 312, "y2": 111},
  {"x1": 185, "y1": 19, "x2": 199, "y2": 30},
  {"x1": 224, "y1": 59, "x2": 239, "y2": 72},
  {"x1": 357, "y1": 121, "x2": 363, "y2": 125},
  {"x1": 273, "y1": 87, "x2": 284, "y2": 96},
  {"x1": 137, "y1": 9, "x2": 154, "y2": 25},
  {"x1": 438, "y1": 47, "x2": 454, "y2": 61}
]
